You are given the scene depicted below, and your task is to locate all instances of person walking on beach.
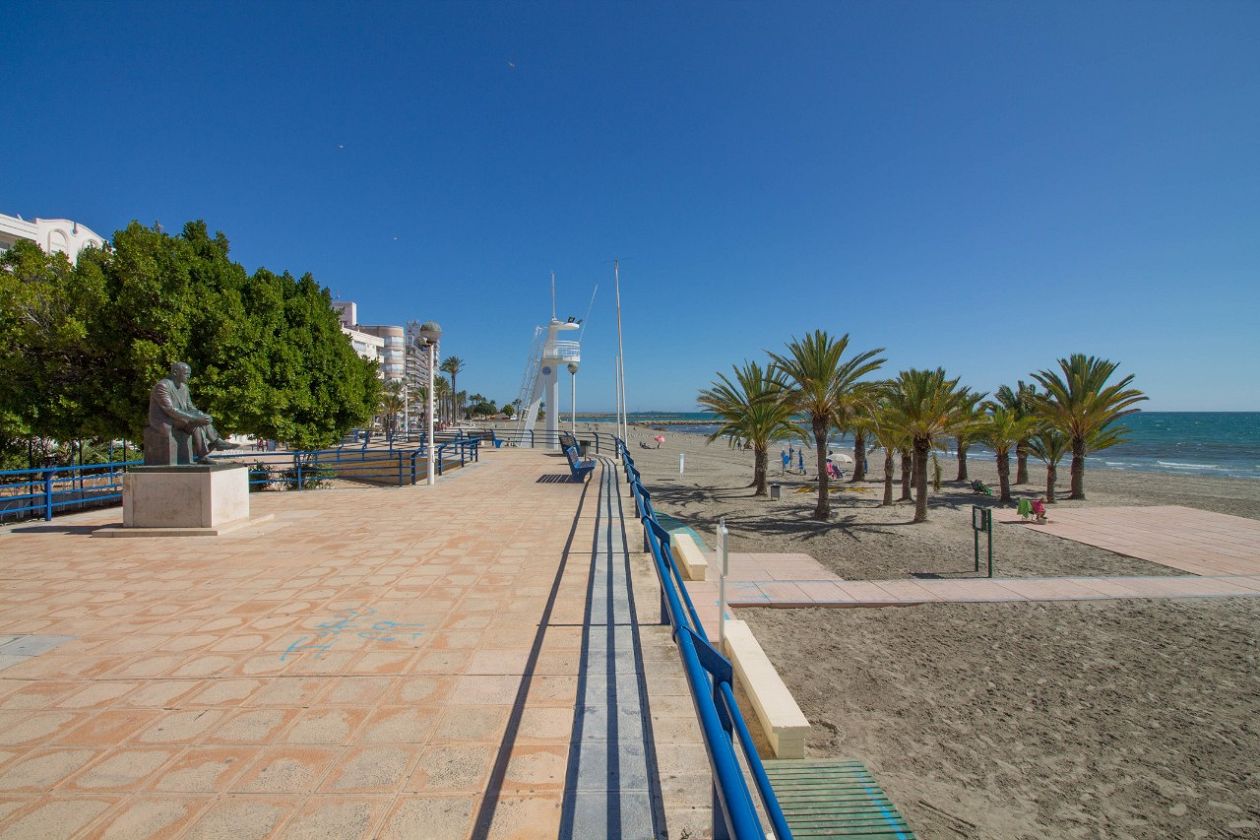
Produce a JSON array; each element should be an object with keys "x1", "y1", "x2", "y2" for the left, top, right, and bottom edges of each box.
[
  {"x1": 797, "y1": 448, "x2": 805, "y2": 475},
  {"x1": 781, "y1": 449, "x2": 790, "y2": 475}
]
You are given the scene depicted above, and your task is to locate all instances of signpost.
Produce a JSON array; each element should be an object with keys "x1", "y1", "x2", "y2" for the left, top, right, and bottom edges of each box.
[{"x1": 972, "y1": 505, "x2": 993, "y2": 578}]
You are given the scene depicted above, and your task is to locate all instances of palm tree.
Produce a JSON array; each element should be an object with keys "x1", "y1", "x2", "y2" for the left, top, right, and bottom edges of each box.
[
  {"x1": 991, "y1": 381, "x2": 1039, "y2": 484},
  {"x1": 870, "y1": 400, "x2": 909, "y2": 507},
  {"x1": 698, "y1": 362, "x2": 802, "y2": 496},
  {"x1": 378, "y1": 381, "x2": 406, "y2": 442},
  {"x1": 440, "y1": 356, "x2": 464, "y2": 422},
  {"x1": 950, "y1": 387, "x2": 987, "y2": 482},
  {"x1": 883, "y1": 369, "x2": 967, "y2": 523},
  {"x1": 769, "y1": 331, "x2": 885, "y2": 520},
  {"x1": 836, "y1": 381, "x2": 883, "y2": 482},
  {"x1": 1027, "y1": 427, "x2": 1068, "y2": 503},
  {"x1": 981, "y1": 407, "x2": 1041, "y2": 504},
  {"x1": 433, "y1": 377, "x2": 452, "y2": 424},
  {"x1": 1031, "y1": 355, "x2": 1146, "y2": 500}
]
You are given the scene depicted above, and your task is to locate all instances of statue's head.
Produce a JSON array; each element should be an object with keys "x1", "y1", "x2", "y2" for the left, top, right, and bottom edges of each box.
[{"x1": 170, "y1": 362, "x2": 191, "y2": 384}]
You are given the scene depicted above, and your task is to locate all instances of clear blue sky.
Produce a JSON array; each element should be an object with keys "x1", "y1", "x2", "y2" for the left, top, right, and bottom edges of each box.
[{"x1": 4, "y1": 1, "x2": 1258, "y2": 411}]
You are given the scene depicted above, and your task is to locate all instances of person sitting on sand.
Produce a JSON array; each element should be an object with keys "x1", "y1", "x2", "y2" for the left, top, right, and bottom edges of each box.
[{"x1": 1032, "y1": 498, "x2": 1048, "y2": 524}]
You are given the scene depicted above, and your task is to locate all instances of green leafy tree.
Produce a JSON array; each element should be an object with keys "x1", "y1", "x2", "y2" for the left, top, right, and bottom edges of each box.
[
  {"x1": 884, "y1": 368, "x2": 968, "y2": 523},
  {"x1": 0, "y1": 240, "x2": 107, "y2": 443},
  {"x1": 1031, "y1": 355, "x2": 1146, "y2": 500},
  {"x1": 698, "y1": 361, "x2": 803, "y2": 496},
  {"x1": 769, "y1": 331, "x2": 885, "y2": 520},
  {"x1": 1, "y1": 221, "x2": 379, "y2": 452},
  {"x1": 502, "y1": 401, "x2": 516, "y2": 420}
]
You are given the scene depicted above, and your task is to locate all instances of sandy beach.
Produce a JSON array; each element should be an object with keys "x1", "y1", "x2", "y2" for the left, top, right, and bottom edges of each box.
[
  {"x1": 600, "y1": 423, "x2": 1260, "y2": 580},
  {"x1": 745, "y1": 600, "x2": 1260, "y2": 840},
  {"x1": 591, "y1": 422, "x2": 1260, "y2": 839}
]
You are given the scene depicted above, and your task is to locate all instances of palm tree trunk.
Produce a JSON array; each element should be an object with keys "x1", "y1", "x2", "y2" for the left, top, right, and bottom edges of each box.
[
  {"x1": 955, "y1": 437, "x2": 969, "y2": 482},
  {"x1": 1069, "y1": 437, "x2": 1086, "y2": 499},
  {"x1": 899, "y1": 448, "x2": 912, "y2": 501},
  {"x1": 997, "y1": 449, "x2": 1012, "y2": 504},
  {"x1": 1046, "y1": 463, "x2": 1057, "y2": 503},
  {"x1": 881, "y1": 449, "x2": 894, "y2": 506},
  {"x1": 850, "y1": 430, "x2": 866, "y2": 482},
  {"x1": 912, "y1": 437, "x2": 930, "y2": 522},
  {"x1": 1015, "y1": 441, "x2": 1029, "y2": 484},
  {"x1": 753, "y1": 446, "x2": 768, "y2": 496},
  {"x1": 812, "y1": 418, "x2": 829, "y2": 520}
]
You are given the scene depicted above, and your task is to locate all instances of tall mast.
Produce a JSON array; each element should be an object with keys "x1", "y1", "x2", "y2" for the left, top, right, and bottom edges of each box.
[{"x1": 614, "y1": 260, "x2": 627, "y2": 442}]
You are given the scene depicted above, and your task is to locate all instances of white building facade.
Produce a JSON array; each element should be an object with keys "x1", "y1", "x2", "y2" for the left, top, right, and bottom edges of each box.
[{"x1": 0, "y1": 213, "x2": 106, "y2": 263}]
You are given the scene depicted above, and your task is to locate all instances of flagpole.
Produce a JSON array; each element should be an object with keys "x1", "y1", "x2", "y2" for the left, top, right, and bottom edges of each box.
[{"x1": 614, "y1": 260, "x2": 627, "y2": 443}]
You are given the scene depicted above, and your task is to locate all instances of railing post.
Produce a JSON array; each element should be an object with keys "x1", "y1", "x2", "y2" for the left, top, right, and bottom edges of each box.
[
  {"x1": 44, "y1": 470, "x2": 54, "y2": 521},
  {"x1": 296, "y1": 457, "x2": 304, "y2": 491},
  {"x1": 398, "y1": 454, "x2": 404, "y2": 486}
]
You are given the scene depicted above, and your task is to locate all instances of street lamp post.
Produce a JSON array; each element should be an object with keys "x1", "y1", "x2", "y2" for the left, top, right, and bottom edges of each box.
[
  {"x1": 418, "y1": 321, "x2": 442, "y2": 486},
  {"x1": 567, "y1": 361, "x2": 579, "y2": 434}
]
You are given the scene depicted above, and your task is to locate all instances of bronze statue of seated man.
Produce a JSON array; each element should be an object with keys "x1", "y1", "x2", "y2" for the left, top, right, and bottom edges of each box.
[{"x1": 143, "y1": 361, "x2": 241, "y2": 465}]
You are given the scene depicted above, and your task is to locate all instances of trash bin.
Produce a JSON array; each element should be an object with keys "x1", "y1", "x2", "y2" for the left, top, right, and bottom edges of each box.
[
  {"x1": 770, "y1": 483, "x2": 781, "y2": 500},
  {"x1": 579, "y1": 440, "x2": 591, "y2": 458}
]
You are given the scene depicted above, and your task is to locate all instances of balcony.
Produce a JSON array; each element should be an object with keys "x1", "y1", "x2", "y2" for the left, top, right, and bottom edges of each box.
[{"x1": 547, "y1": 340, "x2": 581, "y2": 363}]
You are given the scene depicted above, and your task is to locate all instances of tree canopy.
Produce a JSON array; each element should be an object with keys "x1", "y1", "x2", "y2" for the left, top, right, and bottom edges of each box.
[{"x1": 0, "y1": 220, "x2": 381, "y2": 453}]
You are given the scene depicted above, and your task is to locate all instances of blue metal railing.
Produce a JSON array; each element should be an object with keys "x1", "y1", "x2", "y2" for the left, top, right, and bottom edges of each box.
[
  {"x1": 0, "y1": 436, "x2": 486, "y2": 524},
  {"x1": 617, "y1": 439, "x2": 792, "y2": 840},
  {"x1": 485, "y1": 427, "x2": 615, "y2": 454},
  {"x1": 0, "y1": 460, "x2": 140, "y2": 523}
]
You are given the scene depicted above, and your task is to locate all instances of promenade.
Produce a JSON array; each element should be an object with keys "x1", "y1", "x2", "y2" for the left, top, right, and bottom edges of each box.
[{"x1": 0, "y1": 449, "x2": 708, "y2": 839}]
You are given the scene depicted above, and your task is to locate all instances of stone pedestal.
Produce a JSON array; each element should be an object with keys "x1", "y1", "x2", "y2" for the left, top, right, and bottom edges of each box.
[{"x1": 103, "y1": 464, "x2": 268, "y2": 537}]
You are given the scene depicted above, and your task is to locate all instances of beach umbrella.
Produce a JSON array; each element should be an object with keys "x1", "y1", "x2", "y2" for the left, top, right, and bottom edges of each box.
[{"x1": 830, "y1": 452, "x2": 854, "y2": 464}]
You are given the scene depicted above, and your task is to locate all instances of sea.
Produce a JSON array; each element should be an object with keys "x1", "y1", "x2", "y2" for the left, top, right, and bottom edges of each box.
[{"x1": 575, "y1": 412, "x2": 1260, "y2": 481}]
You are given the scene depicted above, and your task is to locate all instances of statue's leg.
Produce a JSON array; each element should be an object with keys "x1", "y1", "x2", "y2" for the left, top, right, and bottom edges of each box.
[{"x1": 191, "y1": 427, "x2": 212, "y2": 462}]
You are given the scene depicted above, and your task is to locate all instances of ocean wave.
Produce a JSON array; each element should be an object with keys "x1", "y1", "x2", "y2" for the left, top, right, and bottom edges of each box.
[{"x1": 1156, "y1": 460, "x2": 1223, "y2": 470}]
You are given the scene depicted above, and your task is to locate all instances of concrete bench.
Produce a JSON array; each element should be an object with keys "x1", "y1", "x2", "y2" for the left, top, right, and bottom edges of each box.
[
  {"x1": 722, "y1": 618, "x2": 810, "y2": 759},
  {"x1": 671, "y1": 532, "x2": 708, "y2": 581}
]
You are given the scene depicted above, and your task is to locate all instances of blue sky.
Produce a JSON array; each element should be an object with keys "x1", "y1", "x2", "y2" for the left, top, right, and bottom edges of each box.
[{"x1": 4, "y1": 1, "x2": 1258, "y2": 411}]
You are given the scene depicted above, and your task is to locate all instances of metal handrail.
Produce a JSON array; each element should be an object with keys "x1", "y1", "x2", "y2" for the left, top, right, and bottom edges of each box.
[{"x1": 617, "y1": 438, "x2": 793, "y2": 840}]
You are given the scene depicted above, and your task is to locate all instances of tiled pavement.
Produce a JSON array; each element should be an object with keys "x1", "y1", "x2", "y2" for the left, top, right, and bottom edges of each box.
[
  {"x1": 0, "y1": 448, "x2": 711, "y2": 840},
  {"x1": 992, "y1": 504, "x2": 1260, "y2": 576}
]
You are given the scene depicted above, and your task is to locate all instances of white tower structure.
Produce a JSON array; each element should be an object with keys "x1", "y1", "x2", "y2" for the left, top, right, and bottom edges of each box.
[{"x1": 518, "y1": 318, "x2": 581, "y2": 447}]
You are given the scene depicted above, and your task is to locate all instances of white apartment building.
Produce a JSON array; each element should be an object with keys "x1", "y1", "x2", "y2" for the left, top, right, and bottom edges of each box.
[
  {"x1": 0, "y1": 212, "x2": 106, "y2": 263},
  {"x1": 332, "y1": 300, "x2": 436, "y2": 385}
]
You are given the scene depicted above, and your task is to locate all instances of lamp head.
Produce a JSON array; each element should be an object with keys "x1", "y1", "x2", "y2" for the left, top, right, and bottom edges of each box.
[
  {"x1": 418, "y1": 321, "x2": 442, "y2": 345},
  {"x1": 566, "y1": 362, "x2": 579, "y2": 375}
]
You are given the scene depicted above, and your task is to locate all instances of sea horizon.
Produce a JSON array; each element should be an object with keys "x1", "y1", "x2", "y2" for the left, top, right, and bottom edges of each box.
[{"x1": 572, "y1": 411, "x2": 1260, "y2": 481}]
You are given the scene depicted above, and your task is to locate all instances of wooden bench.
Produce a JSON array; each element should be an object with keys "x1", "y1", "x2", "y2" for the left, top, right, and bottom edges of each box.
[
  {"x1": 563, "y1": 445, "x2": 595, "y2": 482},
  {"x1": 763, "y1": 759, "x2": 918, "y2": 838}
]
